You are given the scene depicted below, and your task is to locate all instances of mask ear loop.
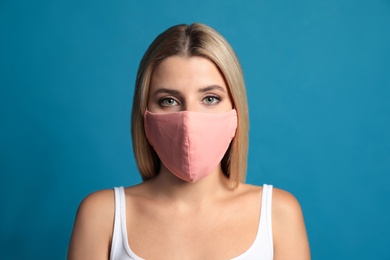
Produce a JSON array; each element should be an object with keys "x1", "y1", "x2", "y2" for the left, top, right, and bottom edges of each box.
[{"x1": 143, "y1": 107, "x2": 151, "y2": 115}]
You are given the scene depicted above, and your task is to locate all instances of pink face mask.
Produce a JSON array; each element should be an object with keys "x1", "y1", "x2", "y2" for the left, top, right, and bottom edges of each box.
[{"x1": 144, "y1": 109, "x2": 237, "y2": 182}]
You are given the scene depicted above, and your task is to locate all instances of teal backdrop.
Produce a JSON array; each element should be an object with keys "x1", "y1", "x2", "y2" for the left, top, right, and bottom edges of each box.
[{"x1": 1, "y1": 0, "x2": 389, "y2": 259}]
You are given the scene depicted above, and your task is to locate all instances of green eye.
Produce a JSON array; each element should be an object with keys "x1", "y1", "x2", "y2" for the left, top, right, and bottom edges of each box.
[
  {"x1": 203, "y1": 96, "x2": 220, "y2": 105},
  {"x1": 160, "y1": 98, "x2": 178, "y2": 106}
]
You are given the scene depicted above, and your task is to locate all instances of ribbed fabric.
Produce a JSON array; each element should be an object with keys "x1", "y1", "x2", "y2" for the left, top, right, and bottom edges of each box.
[{"x1": 110, "y1": 184, "x2": 273, "y2": 260}]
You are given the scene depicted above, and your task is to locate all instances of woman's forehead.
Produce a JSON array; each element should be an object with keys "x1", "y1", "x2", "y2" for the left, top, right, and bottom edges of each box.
[{"x1": 149, "y1": 56, "x2": 228, "y2": 93}]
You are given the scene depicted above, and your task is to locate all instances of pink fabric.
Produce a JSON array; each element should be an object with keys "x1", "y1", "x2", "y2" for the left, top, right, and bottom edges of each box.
[{"x1": 144, "y1": 109, "x2": 237, "y2": 182}]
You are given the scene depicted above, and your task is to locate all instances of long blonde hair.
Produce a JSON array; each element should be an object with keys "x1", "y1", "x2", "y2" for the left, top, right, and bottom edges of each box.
[{"x1": 131, "y1": 23, "x2": 249, "y2": 186}]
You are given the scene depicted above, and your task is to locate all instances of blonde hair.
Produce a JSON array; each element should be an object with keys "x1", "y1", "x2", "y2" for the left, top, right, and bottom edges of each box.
[{"x1": 131, "y1": 23, "x2": 249, "y2": 186}]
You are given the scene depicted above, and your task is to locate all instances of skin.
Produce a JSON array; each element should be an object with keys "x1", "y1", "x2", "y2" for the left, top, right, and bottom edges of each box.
[{"x1": 68, "y1": 56, "x2": 310, "y2": 259}]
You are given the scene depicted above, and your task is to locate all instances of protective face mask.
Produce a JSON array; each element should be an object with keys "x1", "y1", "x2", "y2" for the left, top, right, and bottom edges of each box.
[{"x1": 144, "y1": 109, "x2": 237, "y2": 182}]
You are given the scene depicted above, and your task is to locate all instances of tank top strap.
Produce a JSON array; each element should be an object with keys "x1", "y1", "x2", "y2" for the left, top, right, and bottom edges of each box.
[
  {"x1": 111, "y1": 187, "x2": 145, "y2": 260},
  {"x1": 260, "y1": 184, "x2": 273, "y2": 252},
  {"x1": 110, "y1": 186, "x2": 129, "y2": 259}
]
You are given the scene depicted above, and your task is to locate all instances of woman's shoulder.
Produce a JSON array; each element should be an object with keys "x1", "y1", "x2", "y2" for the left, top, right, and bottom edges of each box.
[
  {"x1": 270, "y1": 186, "x2": 311, "y2": 259},
  {"x1": 68, "y1": 185, "x2": 148, "y2": 259},
  {"x1": 239, "y1": 183, "x2": 302, "y2": 211},
  {"x1": 68, "y1": 188, "x2": 116, "y2": 259},
  {"x1": 238, "y1": 184, "x2": 306, "y2": 232},
  {"x1": 76, "y1": 189, "x2": 115, "y2": 219},
  {"x1": 271, "y1": 186, "x2": 305, "y2": 223},
  {"x1": 240, "y1": 184, "x2": 310, "y2": 258},
  {"x1": 71, "y1": 189, "x2": 116, "y2": 236},
  {"x1": 75, "y1": 184, "x2": 150, "y2": 215}
]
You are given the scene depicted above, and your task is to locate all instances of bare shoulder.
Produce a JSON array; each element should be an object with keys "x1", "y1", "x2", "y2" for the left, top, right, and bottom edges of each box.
[
  {"x1": 67, "y1": 189, "x2": 115, "y2": 260},
  {"x1": 74, "y1": 189, "x2": 115, "y2": 229},
  {"x1": 272, "y1": 187, "x2": 311, "y2": 260},
  {"x1": 272, "y1": 188, "x2": 303, "y2": 218},
  {"x1": 79, "y1": 189, "x2": 114, "y2": 212}
]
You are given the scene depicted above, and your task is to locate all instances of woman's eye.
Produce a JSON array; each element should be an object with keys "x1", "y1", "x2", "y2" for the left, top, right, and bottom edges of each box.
[
  {"x1": 203, "y1": 96, "x2": 220, "y2": 105},
  {"x1": 159, "y1": 98, "x2": 178, "y2": 106}
]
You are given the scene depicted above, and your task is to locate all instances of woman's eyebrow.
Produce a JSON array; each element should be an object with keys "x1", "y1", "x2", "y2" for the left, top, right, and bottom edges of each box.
[
  {"x1": 152, "y1": 88, "x2": 182, "y2": 96},
  {"x1": 198, "y1": 85, "x2": 226, "y2": 93}
]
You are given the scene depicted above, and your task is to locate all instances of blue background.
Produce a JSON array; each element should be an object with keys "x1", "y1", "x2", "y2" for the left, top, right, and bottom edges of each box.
[{"x1": 1, "y1": 0, "x2": 389, "y2": 259}]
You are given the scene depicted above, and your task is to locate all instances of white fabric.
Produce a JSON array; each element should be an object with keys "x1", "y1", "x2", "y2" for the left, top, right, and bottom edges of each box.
[{"x1": 110, "y1": 185, "x2": 274, "y2": 260}]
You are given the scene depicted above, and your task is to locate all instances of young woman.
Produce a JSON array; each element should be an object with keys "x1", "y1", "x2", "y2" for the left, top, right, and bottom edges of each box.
[{"x1": 68, "y1": 23, "x2": 310, "y2": 260}]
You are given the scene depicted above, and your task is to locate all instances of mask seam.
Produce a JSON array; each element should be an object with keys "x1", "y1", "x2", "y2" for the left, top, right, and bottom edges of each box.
[{"x1": 185, "y1": 112, "x2": 192, "y2": 181}]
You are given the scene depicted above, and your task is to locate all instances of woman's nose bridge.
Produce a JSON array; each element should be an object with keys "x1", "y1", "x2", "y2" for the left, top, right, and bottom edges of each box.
[{"x1": 180, "y1": 95, "x2": 198, "y2": 112}]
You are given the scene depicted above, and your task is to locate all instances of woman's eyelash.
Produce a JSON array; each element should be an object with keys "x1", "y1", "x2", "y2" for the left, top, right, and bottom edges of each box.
[
  {"x1": 159, "y1": 97, "x2": 179, "y2": 106},
  {"x1": 158, "y1": 95, "x2": 222, "y2": 107},
  {"x1": 203, "y1": 95, "x2": 221, "y2": 104}
]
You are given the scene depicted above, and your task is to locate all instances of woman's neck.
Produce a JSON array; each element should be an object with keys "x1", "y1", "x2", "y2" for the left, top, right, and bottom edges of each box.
[{"x1": 146, "y1": 164, "x2": 234, "y2": 210}]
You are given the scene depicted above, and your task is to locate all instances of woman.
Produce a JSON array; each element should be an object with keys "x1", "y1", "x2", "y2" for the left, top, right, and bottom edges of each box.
[{"x1": 68, "y1": 23, "x2": 310, "y2": 260}]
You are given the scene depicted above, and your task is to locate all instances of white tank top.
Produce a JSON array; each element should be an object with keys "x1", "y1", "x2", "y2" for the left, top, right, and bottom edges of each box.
[{"x1": 110, "y1": 184, "x2": 274, "y2": 260}]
